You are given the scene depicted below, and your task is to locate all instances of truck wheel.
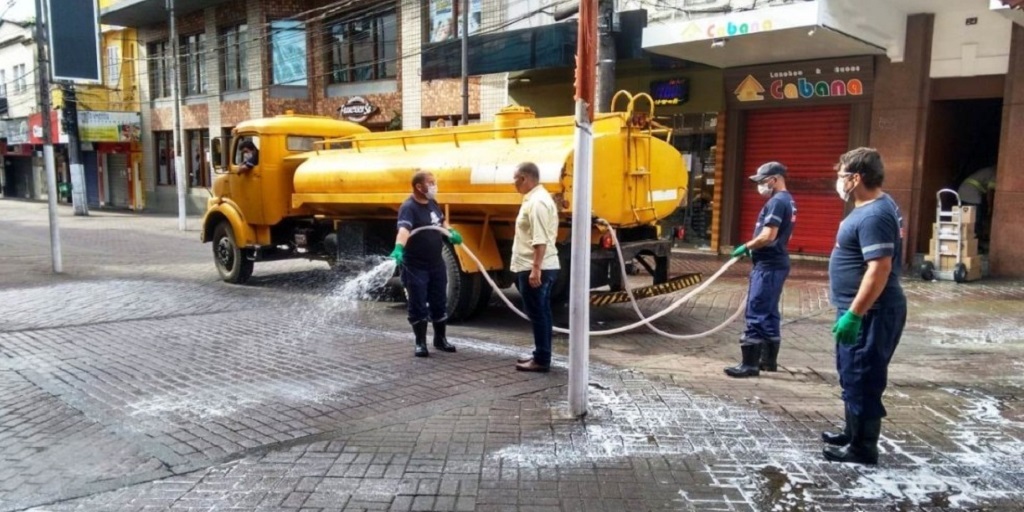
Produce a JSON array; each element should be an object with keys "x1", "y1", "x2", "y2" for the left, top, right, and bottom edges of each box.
[
  {"x1": 442, "y1": 243, "x2": 481, "y2": 323},
  {"x1": 953, "y1": 263, "x2": 968, "y2": 284},
  {"x1": 470, "y1": 277, "x2": 494, "y2": 318},
  {"x1": 920, "y1": 261, "x2": 935, "y2": 281},
  {"x1": 213, "y1": 222, "x2": 253, "y2": 284}
]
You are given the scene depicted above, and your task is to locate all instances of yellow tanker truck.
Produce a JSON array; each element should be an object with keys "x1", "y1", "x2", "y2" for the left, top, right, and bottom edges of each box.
[{"x1": 201, "y1": 92, "x2": 696, "y2": 321}]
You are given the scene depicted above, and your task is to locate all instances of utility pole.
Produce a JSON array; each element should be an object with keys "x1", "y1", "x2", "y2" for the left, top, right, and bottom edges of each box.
[
  {"x1": 595, "y1": 0, "x2": 616, "y2": 113},
  {"x1": 568, "y1": 0, "x2": 597, "y2": 418},
  {"x1": 460, "y1": 0, "x2": 469, "y2": 124},
  {"x1": 554, "y1": 0, "x2": 615, "y2": 112},
  {"x1": 61, "y1": 82, "x2": 87, "y2": 215},
  {"x1": 168, "y1": 0, "x2": 187, "y2": 231},
  {"x1": 33, "y1": 0, "x2": 62, "y2": 273}
]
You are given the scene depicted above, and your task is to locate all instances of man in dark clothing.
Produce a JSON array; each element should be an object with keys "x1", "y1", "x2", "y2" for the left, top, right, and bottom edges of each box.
[
  {"x1": 390, "y1": 170, "x2": 463, "y2": 357},
  {"x1": 725, "y1": 161, "x2": 796, "y2": 378},
  {"x1": 822, "y1": 147, "x2": 906, "y2": 465}
]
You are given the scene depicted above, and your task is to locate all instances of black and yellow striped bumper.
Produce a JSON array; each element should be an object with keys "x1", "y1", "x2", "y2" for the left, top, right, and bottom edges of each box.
[{"x1": 589, "y1": 273, "x2": 703, "y2": 307}]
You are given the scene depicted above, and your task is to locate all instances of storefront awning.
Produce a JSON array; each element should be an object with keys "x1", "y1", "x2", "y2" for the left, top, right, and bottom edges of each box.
[{"x1": 643, "y1": 1, "x2": 900, "y2": 68}]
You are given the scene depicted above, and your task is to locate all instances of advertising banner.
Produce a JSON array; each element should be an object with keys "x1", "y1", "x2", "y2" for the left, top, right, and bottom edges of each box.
[{"x1": 78, "y1": 111, "x2": 142, "y2": 142}]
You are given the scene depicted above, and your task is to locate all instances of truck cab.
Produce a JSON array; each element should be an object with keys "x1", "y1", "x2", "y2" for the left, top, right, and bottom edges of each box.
[{"x1": 200, "y1": 113, "x2": 369, "y2": 283}]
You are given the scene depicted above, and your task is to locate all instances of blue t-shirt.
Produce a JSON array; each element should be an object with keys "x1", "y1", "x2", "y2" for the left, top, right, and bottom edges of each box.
[
  {"x1": 397, "y1": 197, "x2": 445, "y2": 269},
  {"x1": 828, "y1": 193, "x2": 906, "y2": 310},
  {"x1": 751, "y1": 190, "x2": 796, "y2": 270}
]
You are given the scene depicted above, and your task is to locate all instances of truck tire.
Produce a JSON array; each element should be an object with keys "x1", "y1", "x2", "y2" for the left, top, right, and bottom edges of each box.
[
  {"x1": 213, "y1": 221, "x2": 254, "y2": 284},
  {"x1": 442, "y1": 243, "x2": 481, "y2": 323},
  {"x1": 470, "y1": 277, "x2": 494, "y2": 318}
]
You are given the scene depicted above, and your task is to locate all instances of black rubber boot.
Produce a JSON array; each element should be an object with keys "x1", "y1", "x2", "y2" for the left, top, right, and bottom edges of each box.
[
  {"x1": 413, "y1": 321, "x2": 429, "y2": 357},
  {"x1": 760, "y1": 341, "x2": 780, "y2": 372},
  {"x1": 432, "y1": 321, "x2": 456, "y2": 353},
  {"x1": 724, "y1": 344, "x2": 762, "y2": 378},
  {"x1": 822, "y1": 404, "x2": 851, "y2": 446},
  {"x1": 823, "y1": 416, "x2": 881, "y2": 465}
]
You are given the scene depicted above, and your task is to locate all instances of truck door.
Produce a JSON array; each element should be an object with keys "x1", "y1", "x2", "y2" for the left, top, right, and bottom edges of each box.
[{"x1": 229, "y1": 134, "x2": 265, "y2": 226}]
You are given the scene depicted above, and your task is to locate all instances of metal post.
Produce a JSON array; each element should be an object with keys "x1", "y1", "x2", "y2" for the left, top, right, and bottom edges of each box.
[
  {"x1": 34, "y1": 0, "x2": 62, "y2": 273},
  {"x1": 168, "y1": 0, "x2": 187, "y2": 230},
  {"x1": 460, "y1": 0, "x2": 469, "y2": 124},
  {"x1": 569, "y1": 0, "x2": 598, "y2": 418},
  {"x1": 63, "y1": 83, "x2": 88, "y2": 216}
]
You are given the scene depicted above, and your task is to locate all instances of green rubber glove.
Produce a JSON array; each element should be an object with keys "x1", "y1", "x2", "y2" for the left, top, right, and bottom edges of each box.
[
  {"x1": 448, "y1": 228, "x2": 463, "y2": 245},
  {"x1": 389, "y1": 244, "x2": 404, "y2": 265},
  {"x1": 832, "y1": 310, "x2": 863, "y2": 346},
  {"x1": 731, "y1": 244, "x2": 750, "y2": 258}
]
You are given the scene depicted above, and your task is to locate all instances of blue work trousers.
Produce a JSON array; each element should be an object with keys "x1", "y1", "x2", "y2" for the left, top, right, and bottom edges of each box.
[
  {"x1": 401, "y1": 264, "x2": 448, "y2": 325},
  {"x1": 835, "y1": 304, "x2": 907, "y2": 419},
  {"x1": 741, "y1": 267, "x2": 789, "y2": 346},
  {"x1": 517, "y1": 270, "x2": 559, "y2": 367}
]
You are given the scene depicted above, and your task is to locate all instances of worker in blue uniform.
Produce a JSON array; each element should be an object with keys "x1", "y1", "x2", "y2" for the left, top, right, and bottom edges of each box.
[
  {"x1": 822, "y1": 147, "x2": 906, "y2": 465},
  {"x1": 725, "y1": 161, "x2": 796, "y2": 378}
]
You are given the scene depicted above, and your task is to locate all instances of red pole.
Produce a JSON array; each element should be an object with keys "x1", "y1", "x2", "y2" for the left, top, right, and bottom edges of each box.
[{"x1": 574, "y1": 0, "x2": 597, "y2": 121}]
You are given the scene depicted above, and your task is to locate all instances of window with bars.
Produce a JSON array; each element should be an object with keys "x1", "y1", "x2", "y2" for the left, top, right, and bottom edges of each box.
[
  {"x1": 106, "y1": 45, "x2": 121, "y2": 88},
  {"x1": 327, "y1": 9, "x2": 397, "y2": 84},
  {"x1": 221, "y1": 24, "x2": 249, "y2": 92},
  {"x1": 14, "y1": 64, "x2": 27, "y2": 93},
  {"x1": 181, "y1": 33, "x2": 207, "y2": 96},
  {"x1": 147, "y1": 42, "x2": 172, "y2": 99}
]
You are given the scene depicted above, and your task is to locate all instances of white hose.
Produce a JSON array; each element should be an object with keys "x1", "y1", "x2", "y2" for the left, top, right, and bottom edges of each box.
[{"x1": 408, "y1": 225, "x2": 746, "y2": 338}]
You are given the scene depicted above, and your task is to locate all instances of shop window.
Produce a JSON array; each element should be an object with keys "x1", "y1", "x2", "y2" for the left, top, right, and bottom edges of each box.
[
  {"x1": 154, "y1": 131, "x2": 175, "y2": 185},
  {"x1": 187, "y1": 130, "x2": 211, "y2": 188},
  {"x1": 221, "y1": 24, "x2": 249, "y2": 93},
  {"x1": 147, "y1": 42, "x2": 172, "y2": 99},
  {"x1": 181, "y1": 33, "x2": 207, "y2": 96},
  {"x1": 269, "y1": 21, "x2": 307, "y2": 86}
]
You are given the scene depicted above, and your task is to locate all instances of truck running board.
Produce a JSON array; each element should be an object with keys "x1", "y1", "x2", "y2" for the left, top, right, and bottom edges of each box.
[{"x1": 589, "y1": 272, "x2": 703, "y2": 307}]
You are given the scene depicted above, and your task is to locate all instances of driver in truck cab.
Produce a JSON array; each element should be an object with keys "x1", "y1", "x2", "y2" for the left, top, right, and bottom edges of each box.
[{"x1": 238, "y1": 140, "x2": 259, "y2": 172}]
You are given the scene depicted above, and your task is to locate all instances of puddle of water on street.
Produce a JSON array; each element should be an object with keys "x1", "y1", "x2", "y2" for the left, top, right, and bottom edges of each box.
[
  {"x1": 914, "y1": 318, "x2": 1024, "y2": 346},
  {"x1": 489, "y1": 380, "x2": 1024, "y2": 510}
]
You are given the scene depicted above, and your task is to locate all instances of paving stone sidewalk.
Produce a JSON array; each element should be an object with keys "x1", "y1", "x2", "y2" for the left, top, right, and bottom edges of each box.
[{"x1": 2, "y1": 199, "x2": 1023, "y2": 511}]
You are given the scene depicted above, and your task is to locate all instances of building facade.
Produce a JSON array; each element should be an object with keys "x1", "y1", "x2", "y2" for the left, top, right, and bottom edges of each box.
[{"x1": 0, "y1": 18, "x2": 46, "y2": 200}]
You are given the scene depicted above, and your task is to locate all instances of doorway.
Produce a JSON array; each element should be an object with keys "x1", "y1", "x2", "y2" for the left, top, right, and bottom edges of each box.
[{"x1": 921, "y1": 98, "x2": 1002, "y2": 253}]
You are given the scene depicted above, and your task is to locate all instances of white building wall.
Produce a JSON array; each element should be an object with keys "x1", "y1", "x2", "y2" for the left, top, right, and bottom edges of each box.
[
  {"x1": 400, "y1": 2, "x2": 422, "y2": 129},
  {"x1": 930, "y1": 6, "x2": 1013, "y2": 77},
  {"x1": 0, "y1": 24, "x2": 40, "y2": 119}
]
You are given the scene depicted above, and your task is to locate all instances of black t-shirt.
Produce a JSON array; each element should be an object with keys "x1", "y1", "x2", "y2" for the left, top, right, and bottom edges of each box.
[
  {"x1": 751, "y1": 191, "x2": 796, "y2": 270},
  {"x1": 397, "y1": 197, "x2": 445, "y2": 268}
]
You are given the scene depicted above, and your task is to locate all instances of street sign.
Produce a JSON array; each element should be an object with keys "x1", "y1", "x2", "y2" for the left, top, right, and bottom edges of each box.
[{"x1": 47, "y1": 0, "x2": 102, "y2": 83}]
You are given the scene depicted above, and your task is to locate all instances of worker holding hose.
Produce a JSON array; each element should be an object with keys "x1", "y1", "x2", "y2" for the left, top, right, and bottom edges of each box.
[
  {"x1": 725, "y1": 161, "x2": 796, "y2": 378},
  {"x1": 822, "y1": 148, "x2": 905, "y2": 465},
  {"x1": 390, "y1": 170, "x2": 463, "y2": 358}
]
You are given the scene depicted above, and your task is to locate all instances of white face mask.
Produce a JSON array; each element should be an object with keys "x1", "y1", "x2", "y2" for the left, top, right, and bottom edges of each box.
[
  {"x1": 757, "y1": 183, "x2": 773, "y2": 197},
  {"x1": 426, "y1": 184, "x2": 438, "y2": 200},
  {"x1": 836, "y1": 176, "x2": 852, "y2": 202}
]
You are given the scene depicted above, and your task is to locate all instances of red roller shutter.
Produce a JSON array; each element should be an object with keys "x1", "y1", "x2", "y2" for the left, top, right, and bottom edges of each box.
[{"x1": 738, "y1": 105, "x2": 850, "y2": 256}]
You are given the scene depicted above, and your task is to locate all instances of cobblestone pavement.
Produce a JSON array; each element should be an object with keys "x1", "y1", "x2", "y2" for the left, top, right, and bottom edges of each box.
[{"x1": 1, "y1": 199, "x2": 1023, "y2": 511}]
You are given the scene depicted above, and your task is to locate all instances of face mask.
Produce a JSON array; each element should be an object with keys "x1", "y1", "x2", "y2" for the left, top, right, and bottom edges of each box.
[
  {"x1": 426, "y1": 184, "x2": 438, "y2": 200},
  {"x1": 836, "y1": 176, "x2": 853, "y2": 202},
  {"x1": 757, "y1": 183, "x2": 772, "y2": 197}
]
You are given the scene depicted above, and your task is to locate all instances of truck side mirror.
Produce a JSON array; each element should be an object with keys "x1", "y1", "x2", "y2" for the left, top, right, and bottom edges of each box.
[{"x1": 211, "y1": 137, "x2": 226, "y2": 174}]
